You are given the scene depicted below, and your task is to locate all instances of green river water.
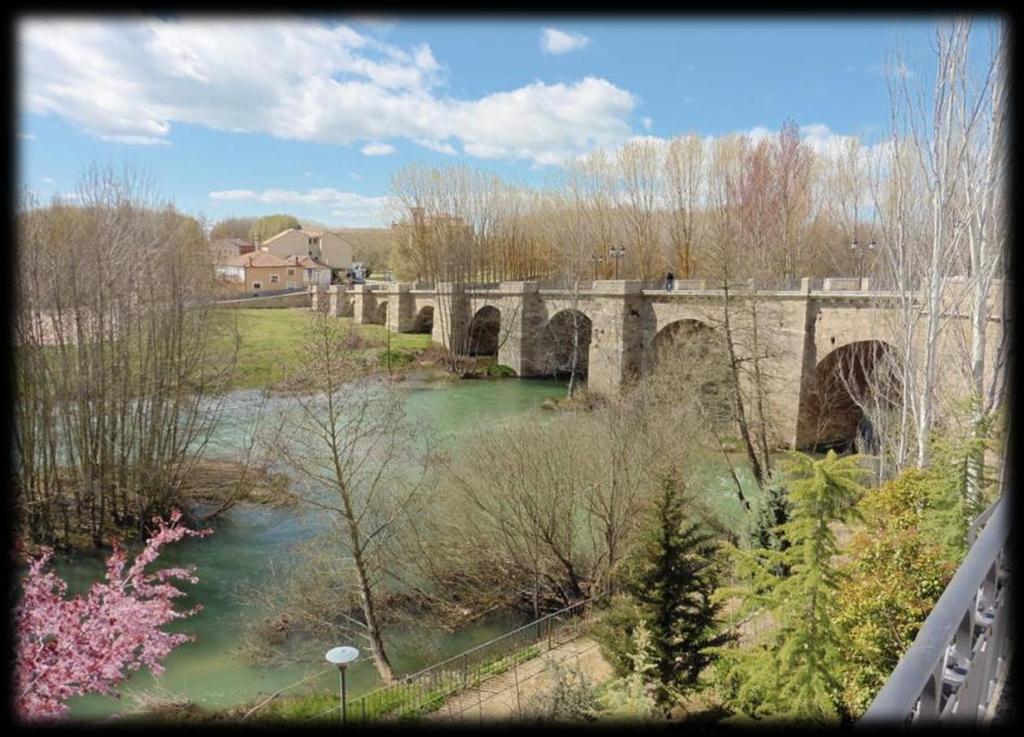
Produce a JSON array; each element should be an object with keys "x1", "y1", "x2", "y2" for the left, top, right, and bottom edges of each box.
[{"x1": 56, "y1": 376, "x2": 756, "y2": 719}]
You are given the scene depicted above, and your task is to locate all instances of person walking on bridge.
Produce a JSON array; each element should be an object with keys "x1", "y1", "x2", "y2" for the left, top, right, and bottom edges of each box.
[{"x1": 665, "y1": 271, "x2": 675, "y2": 292}]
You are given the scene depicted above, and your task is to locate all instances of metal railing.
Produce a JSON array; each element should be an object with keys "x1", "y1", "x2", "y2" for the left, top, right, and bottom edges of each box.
[
  {"x1": 860, "y1": 495, "x2": 1011, "y2": 726},
  {"x1": 340, "y1": 595, "x2": 603, "y2": 724}
]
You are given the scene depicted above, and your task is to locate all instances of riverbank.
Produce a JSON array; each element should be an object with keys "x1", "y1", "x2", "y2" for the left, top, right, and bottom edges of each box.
[
  {"x1": 14, "y1": 457, "x2": 290, "y2": 555},
  {"x1": 208, "y1": 308, "x2": 437, "y2": 391}
]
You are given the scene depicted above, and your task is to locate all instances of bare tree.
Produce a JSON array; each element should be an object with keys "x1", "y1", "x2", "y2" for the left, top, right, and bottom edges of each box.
[
  {"x1": 665, "y1": 133, "x2": 707, "y2": 278},
  {"x1": 415, "y1": 395, "x2": 695, "y2": 618},
  {"x1": 958, "y1": 21, "x2": 1008, "y2": 503},
  {"x1": 266, "y1": 314, "x2": 432, "y2": 683},
  {"x1": 14, "y1": 165, "x2": 237, "y2": 548},
  {"x1": 617, "y1": 138, "x2": 665, "y2": 279},
  {"x1": 870, "y1": 19, "x2": 1006, "y2": 473}
]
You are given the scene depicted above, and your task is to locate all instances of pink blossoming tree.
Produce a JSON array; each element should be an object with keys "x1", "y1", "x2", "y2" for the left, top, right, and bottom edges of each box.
[{"x1": 14, "y1": 510, "x2": 211, "y2": 721}]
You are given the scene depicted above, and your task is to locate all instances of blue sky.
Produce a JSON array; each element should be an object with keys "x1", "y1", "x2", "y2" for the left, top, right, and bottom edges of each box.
[{"x1": 17, "y1": 15, "x2": 998, "y2": 227}]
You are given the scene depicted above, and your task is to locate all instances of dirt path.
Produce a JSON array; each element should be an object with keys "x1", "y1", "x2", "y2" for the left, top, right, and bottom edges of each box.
[{"x1": 426, "y1": 636, "x2": 613, "y2": 724}]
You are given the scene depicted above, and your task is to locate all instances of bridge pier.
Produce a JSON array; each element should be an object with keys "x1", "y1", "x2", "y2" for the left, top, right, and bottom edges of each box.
[
  {"x1": 309, "y1": 285, "x2": 324, "y2": 313},
  {"x1": 494, "y1": 282, "x2": 543, "y2": 376},
  {"x1": 387, "y1": 283, "x2": 415, "y2": 332},
  {"x1": 349, "y1": 285, "x2": 379, "y2": 324},
  {"x1": 586, "y1": 280, "x2": 646, "y2": 395},
  {"x1": 326, "y1": 285, "x2": 350, "y2": 317},
  {"x1": 432, "y1": 282, "x2": 469, "y2": 351}
]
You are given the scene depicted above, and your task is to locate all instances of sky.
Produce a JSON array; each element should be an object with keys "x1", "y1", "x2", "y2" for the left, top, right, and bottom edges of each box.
[{"x1": 16, "y1": 14, "x2": 1000, "y2": 228}]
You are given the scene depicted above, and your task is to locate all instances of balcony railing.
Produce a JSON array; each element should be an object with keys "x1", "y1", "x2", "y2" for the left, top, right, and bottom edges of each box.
[{"x1": 860, "y1": 495, "x2": 1011, "y2": 726}]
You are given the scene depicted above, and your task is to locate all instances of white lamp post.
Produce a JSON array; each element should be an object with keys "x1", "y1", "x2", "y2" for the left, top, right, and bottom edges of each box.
[{"x1": 325, "y1": 645, "x2": 359, "y2": 727}]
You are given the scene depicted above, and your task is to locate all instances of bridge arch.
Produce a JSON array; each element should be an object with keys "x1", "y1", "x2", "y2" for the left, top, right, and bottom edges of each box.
[
  {"x1": 799, "y1": 339, "x2": 902, "y2": 453},
  {"x1": 646, "y1": 318, "x2": 732, "y2": 406},
  {"x1": 411, "y1": 305, "x2": 434, "y2": 334},
  {"x1": 538, "y1": 308, "x2": 593, "y2": 382},
  {"x1": 650, "y1": 318, "x2": 722, "y2": 365},
  {"x1": 467, "y1": 305, "x2": 501, "y2": 356}
]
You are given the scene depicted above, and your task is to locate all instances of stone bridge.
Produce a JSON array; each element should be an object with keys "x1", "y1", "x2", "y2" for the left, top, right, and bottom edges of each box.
[{"x1": 311, "y1": 277, "x2": 1006, "y2": 451}]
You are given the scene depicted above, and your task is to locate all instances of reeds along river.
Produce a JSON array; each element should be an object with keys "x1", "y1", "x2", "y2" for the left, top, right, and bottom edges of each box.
[{"x1": 55, "y1": 376, "x2": 756, "y2": 719}]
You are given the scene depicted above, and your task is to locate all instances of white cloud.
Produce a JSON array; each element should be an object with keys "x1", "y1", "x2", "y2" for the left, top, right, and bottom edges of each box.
[
  {"x1": 360, "y1": 142, "x2": 396, "y2": 156},
  {"x1": 641, "y1": 117, "x2": 652, "y2": 130},
  {"x1": 453, "y1": 77, "x2": 635, "y2": 164},
  {"x1": 415, "y1": 138, "x2": 458, "y2": 156},
  {"x1": 20, "y1": 17, "x2": 636, "y2": 166},
  {"x1": 208, "y1": 187, "x2": 388, "y2": 226},
  {"x1": 540, "y1": 27, "x2": 590, "y2": 55}
]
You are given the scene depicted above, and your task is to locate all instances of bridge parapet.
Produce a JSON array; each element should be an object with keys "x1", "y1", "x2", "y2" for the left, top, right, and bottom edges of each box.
[{"x1": 823, "y1": 277, "x2": 870, "y2": 292}]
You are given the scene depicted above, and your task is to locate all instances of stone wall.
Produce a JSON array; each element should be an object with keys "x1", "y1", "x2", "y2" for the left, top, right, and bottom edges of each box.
[{"x1": 215, "y1": 290, "x2": 310, "y2": 309}]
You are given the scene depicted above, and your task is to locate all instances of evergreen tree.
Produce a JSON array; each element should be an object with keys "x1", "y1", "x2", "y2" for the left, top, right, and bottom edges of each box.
[
  {"x1": 715, "y1": 451, "x2": 868, "y2": 723},
  {"x1": 617, "y1": 467, "x2": 732, "y2": 708},
  {"x1": 750, "y1": 474, "x2": 790, "y2": 553}
]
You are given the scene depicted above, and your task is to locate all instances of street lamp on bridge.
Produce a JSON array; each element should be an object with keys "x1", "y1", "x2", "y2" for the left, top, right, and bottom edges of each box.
[
  {"x1": 608, "y1": 246, "x2": 625, "y2": 280},
  {"x1": 851, "y1": 238, "x2": 876, "y2": 281}
]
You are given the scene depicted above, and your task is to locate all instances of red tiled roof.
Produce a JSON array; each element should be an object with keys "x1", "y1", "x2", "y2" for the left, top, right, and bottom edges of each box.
[
  {"x1": 220, "y1": 251, "x2": 296, "y2": 268},
  {"x1": 287, "y1": 254, "x2": 331, "y2": 270}
]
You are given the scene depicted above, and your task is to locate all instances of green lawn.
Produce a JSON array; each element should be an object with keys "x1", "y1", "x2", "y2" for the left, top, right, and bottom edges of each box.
[{"x1": 209, "y1": 308, "x2": 434, "y2": 391}]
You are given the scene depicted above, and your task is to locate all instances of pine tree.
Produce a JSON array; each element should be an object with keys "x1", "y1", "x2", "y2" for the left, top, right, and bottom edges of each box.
[{"x1": 619, "y1": 466, "x2": 732, "y2": 708}]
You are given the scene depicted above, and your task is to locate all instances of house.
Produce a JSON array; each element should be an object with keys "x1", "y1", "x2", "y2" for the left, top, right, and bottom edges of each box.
[
  {"x1": 286, "y1": 254, "x2": 332, "y2": 288},
  {"x1": 214, "y1": 249, "x2": 317, "y2": 296},
  {"x1": 262, "y1": 227, "x2": 354, "y2": 271},
  {"x1": 210, "y1": 237, "x2": 256, "y2": 261}
]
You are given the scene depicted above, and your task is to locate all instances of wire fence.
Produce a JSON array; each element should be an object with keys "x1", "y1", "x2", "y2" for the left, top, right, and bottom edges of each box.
[
  {"x1": 297, "y1": 595, "x2": 605, "y2": 726},
  {"x1": 432, "y1": 636, "x2": 606, "y2": 723}
]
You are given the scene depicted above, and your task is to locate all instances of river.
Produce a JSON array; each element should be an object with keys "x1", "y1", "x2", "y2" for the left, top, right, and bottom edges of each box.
[{"x1": 57, "y1": 376, "x2": 756, "y2": 719}]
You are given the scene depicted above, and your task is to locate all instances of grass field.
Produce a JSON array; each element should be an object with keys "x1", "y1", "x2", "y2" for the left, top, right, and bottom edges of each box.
[{"x1": 209, "y1": 308, "x2": 434, "y2": 391}]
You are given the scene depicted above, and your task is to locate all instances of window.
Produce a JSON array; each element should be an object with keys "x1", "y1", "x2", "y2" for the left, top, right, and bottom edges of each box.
[
  {"x1": 270, "y1": 274, "x2": 279, "y2": 284},
  {"x1": 287, "y1": 268, "x2": 295, "y2": 275},
  {"x1": 252, "y1": 281, "x2": 262, "y2": 290},
  {"x1": 287, "y1": 281, "x2": 295, "y2": 289}
]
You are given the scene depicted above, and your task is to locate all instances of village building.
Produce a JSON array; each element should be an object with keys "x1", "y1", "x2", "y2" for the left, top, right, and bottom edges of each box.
[
  {"x1": 210, "y1": 237, "x2": 256, "y2": 261},
  {"x1": 214, "y1": 249, "x2": 329, "y2": 296},
  {"x1": 261, "y1": 227, "x2": 354, "y2": 272}
]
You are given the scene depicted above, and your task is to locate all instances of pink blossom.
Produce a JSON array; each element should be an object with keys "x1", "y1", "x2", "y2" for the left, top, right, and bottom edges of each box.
[{"x1": 14, "y1": 511, "x2": 212, "y2": 721}]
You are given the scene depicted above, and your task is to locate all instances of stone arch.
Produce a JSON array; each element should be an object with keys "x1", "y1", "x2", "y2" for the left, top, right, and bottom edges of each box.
[
  {"x1": 375, "y1": 301, "x2": 388, "y2": 325},
  {"x1": 411, "y1": 305, "x2": 434, "y2": 334},
  {"x1": 651, "y1": 318, "x2": 721, "y2": 364},
  {"x1": 538, "y1": 309, "x2": 593, "y2": 381},
  {"x1": 647, "y1": 318, "x2": 730, "y2": 406},
  {"x1": 799, "y1": 339, "x2": 902, "y2": 453},
  {"x1": 467, "y1": 305, "x2": 501, "y2": 356}
]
